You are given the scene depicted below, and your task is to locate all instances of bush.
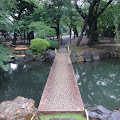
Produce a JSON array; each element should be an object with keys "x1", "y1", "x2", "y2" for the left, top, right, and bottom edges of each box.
[
  {"x1": 30, "y1": 38, "x2": 50, "y2": 53},
  {"x1": 47, "y1": 40, "x2": 58, "y2": 49},
  {"x1": 0, "y1": 45, "x2": 15, "y2": 71},
  {"x1": 62, "y1": 33, "x2": 67, "y2": 35}
]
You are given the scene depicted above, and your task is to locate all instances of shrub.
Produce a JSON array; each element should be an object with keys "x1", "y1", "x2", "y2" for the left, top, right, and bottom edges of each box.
[
  {"x1": 47, "y1": 40, "x2": 58, "y2": 49},
  {"x1": 62, "y1": 33, "x2": 67, "y2": 35},
  {"x1": 0, "y1": 45, "x2": 15, "y2": 71},
  {"x1": 30, "y1": 38, "x2": 50, "y2": 53}
]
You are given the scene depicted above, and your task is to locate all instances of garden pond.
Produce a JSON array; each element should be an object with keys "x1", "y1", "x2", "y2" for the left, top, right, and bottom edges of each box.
[
  {"x1": 0, "y1": 59, "x2": 120, "y2": 110},
  {"x1": 0, "y1": 61, "x2": 51, "y2": 107},
  {"x1": 73, "y1": 58, "x2": 120, "y2": 110}
]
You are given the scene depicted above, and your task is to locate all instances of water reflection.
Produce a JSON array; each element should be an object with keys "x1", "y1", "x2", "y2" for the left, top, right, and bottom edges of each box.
[
  {"x1": 0, "y1": 61, "x2": 51, "y2": 107},
  {"x1": 73, "y1": 59, "x2": 120, "y2": 110}
]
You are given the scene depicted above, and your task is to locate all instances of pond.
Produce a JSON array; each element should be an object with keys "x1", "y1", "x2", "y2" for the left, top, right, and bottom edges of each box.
[
  {"x1": 0, "y1": 61, "x2": 51, "y2": 107},
  {"x1": 73, "y1": 59, "x2": 120, "y2": 110}
]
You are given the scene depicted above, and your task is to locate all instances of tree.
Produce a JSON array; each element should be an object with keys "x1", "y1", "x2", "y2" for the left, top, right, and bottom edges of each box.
[
  {"x1": 114, "y1": 1, "x2": 120, "y2": 45},
  {"x1": 62, "y1": 1, "x2": 82, "y2": 44},
  {"x1": 75, "y1": 0, "x2": 113, "y2": 46},
  {"x1": 29, "y1": 21, "x2": 56, "y2": 38},
  {"x1": 42, "y1": 0, "x2": 71, "y2": 46},
  {"x1": 0, "y1": 45, "x2": 15, "y2": 71}
]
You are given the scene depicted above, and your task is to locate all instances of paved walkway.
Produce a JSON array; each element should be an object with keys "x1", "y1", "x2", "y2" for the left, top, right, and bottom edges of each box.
[{"x1": 38, "y1": 47, "x2": 84, "y2": 113}]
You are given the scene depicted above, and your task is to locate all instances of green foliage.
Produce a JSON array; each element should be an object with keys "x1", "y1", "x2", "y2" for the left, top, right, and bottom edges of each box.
[
  {"x1": 28, "y1": 49, "x2": 34, "y2": 57},
  {"x1": 114, "y1": 2, "x2": 120, "y2": 44},
  {"x1": 47, "y1": 40, "x2": 58, "y2": 49},
  {"x1": 39, "y1": 113, "x2": 87, "y2": 120},
  {"x1": 0, "y1": 45, "x2": 15, "y2": 71},
  {"x1": 29, "y1": 21, "x2": 56, "y2": 38},
  {"x1": 30, "y1": 38, "x2": 50, "y2": 53},
  {"x1": 62, "y1": 33, "x2": 67, "y2": 35}
]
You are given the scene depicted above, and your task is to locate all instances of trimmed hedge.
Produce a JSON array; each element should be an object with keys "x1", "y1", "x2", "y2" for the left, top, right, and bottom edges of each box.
[
  {"x1": 47, "y1": 40, "x2": 58, "y2": 49},
  {"x1": 30, "y1": 38, "x2": 50, "y2": 53}
]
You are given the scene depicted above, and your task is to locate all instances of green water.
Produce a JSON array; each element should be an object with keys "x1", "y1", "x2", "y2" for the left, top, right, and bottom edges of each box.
[
  {"x1": 0, "y1": 62, "x2": 51, "y2": 107},
  {"x1": 73, "y1": 59, "x2": 120, "y2": 110}
]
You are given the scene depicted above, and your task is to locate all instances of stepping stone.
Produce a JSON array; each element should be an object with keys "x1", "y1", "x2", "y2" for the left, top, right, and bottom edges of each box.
[{"x1": 50, "y1": 118, "x2": 75, "y2": 120}]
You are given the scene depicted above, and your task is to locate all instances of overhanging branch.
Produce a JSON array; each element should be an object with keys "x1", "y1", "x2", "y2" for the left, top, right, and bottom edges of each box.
[{"x1": 96, "y1": 0, "x2": 113, "y2": 18}]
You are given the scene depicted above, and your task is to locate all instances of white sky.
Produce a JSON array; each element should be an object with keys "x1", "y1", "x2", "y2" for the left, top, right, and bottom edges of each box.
[{"x1": 77, "y1": 0, "x2": 84, "y2": 5}]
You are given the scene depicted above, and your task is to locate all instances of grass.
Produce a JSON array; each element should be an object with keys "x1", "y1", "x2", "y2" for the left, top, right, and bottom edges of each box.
[
  {"x1": 70, "y1": 45, "x2": 104, "y2": 55},
  {"x1": 39, "y1": 113, "x2": 87, "y2": 120}
]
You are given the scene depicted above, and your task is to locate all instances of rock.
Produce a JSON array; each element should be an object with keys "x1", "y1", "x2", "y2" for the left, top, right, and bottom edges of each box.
[
  {"x1": 93, "y1": 53, "x2": 100, "y2": 61},
  {"x1": 70, "y1": 50, "x2": 79, "y2": 63},
  {"x1": 35, "y1": 56, "x2": 42, "y2": 62},
  {"x1": 83, "y1": 51, "x2": 93, "y2": 62},
  {"x1": 15, "y1": 56, "x2": 26, "y2": 61},
  {"x1": 110, "y1": 52, "x2": 115, "y2": 58},
  {"x1": 108, "y1": 111, "x2": 120, "y2": 120},
  {"x1": 25, "y1": 50, "x2": 30, "y2": 56},
  {"x1": 87, "y1": 105, "x2": 111, "y2": 120},
  {"x1": 104, "y1": 52, "x2": 110, "y2": 58},
  {"x1": 43, "y1": 50, "x2": 56, "y2": 61},
  {"x1": 77, "y1": 55, "x2": 84, "y2": 62},
  {"x1": 87, "y1": 105, "x2": 120, "y2": 120},
  {"x1": 0, "y1": 96, "x2": 37, "y2": 120},
  {"x1": 98, "y1": 52, "x2": 106, "y2": 59},
  {"x1": 25, "y1": 51, "x2": 34, "y2": 61},
  {"x1": 47, "y1": 50, "x2": 56, "y2": 60}
]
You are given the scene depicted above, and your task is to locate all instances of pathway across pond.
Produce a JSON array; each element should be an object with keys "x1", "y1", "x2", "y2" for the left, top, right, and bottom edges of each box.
[{"x1": 38, "y1": 47, "x2": 84, "y2": 113}]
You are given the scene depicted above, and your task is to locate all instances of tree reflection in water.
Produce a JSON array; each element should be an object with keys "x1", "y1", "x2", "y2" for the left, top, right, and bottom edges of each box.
[{"x1": 73, "y1": 59, "x2": 120, "y2": 110}]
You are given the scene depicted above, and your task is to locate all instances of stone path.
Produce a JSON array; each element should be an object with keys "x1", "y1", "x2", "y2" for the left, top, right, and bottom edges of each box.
[{"x1": 38, "y1": 47, "x2": 84, "y2": 113}]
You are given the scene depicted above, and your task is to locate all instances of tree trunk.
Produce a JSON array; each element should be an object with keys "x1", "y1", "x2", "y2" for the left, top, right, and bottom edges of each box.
[
  {"x1": 76, "y1": 17, "x2": 88, "y2": 46},
  {"x1": 56, "y1": 22, "x2": 61, "y2": 46},
  {"x1": 70, "y1": 28, "x2": 72, "y2": 44},
  {"x1": 74, "y1": 26, "x2": 78, "y2": 37},
  {"x1": 89, "y1": 19, "x2": 98, "y2": 46},
  {"x1": 13, "y1": 33, "x2": 17, "y2": 45}
]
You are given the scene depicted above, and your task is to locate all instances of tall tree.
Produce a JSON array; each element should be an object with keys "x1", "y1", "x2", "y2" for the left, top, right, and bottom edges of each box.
[
  {"x1": 75, "y1": 0, "x2": 113, "y2": 46},
  {"x1": 42, "y1": 0, "x2": 70, "y2": 46}
]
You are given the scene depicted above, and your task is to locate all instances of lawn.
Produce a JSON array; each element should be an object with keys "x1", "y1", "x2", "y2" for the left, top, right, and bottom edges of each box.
[
  {"x1": 39, "y1": 113, "x2": 87, "y2": 120},
  {"x1": 70, "y1": 45, "x2": 104, "y2": 55}
]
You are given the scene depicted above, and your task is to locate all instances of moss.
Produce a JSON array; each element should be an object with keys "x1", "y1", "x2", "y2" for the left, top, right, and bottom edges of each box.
[{"x1": 39, "y1": 113, "x2": 87, "y2": 120}]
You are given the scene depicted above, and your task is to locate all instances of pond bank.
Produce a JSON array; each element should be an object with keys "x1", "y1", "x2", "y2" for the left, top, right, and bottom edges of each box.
[{"x1": 0, "y1": 96, "x2": 120, "y2": 120}]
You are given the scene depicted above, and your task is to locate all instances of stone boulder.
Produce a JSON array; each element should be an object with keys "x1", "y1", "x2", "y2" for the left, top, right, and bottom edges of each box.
[
  {"x1": 93, "y1": 53, "x2": 100, "y2": 61},
  {"x1": 70, "y1": 50, "x2": 79, "y2": 63},
  {"x1": 108, "y1": 111, "x2": 120, "y2": 120},
  {"x1": 15, "y1": 56, "x2": 26, "y2": 62},
  {"x1": 77, "y1": 55, "x2": 84, "y2": 63},
  {"x1": 35, "y1": 55, "x2": 42, "y2": 62},
  {"x1": 87, "y1": 105, "x2": 120, "y2": 120},
  {"x1": 98, "y1": 52, "x2": 106, "y2": 59},
  {"x1": 83, "y1": 51, "x2": 93, "y2": 62},
  {"x1": 87, "y1": 105, "x2": 111, "y2": 120},
  {"x1": 25, "y1": 50, "x2": 34, "y2": 61},
  {"x1": 0, "y1": 96, "x2": 38, "y2": 120},
  {"x1": 43, "y1": 50, "x2": 56, "y2": 61}
]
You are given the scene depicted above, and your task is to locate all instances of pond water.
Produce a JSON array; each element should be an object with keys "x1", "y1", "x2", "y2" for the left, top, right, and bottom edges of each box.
[
  {"x1": 0, "y1": 62, "x2": 51, "y2": 107},
  {"x1": 73, "y1": 59, "x2": 120, "y2": 110}
]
